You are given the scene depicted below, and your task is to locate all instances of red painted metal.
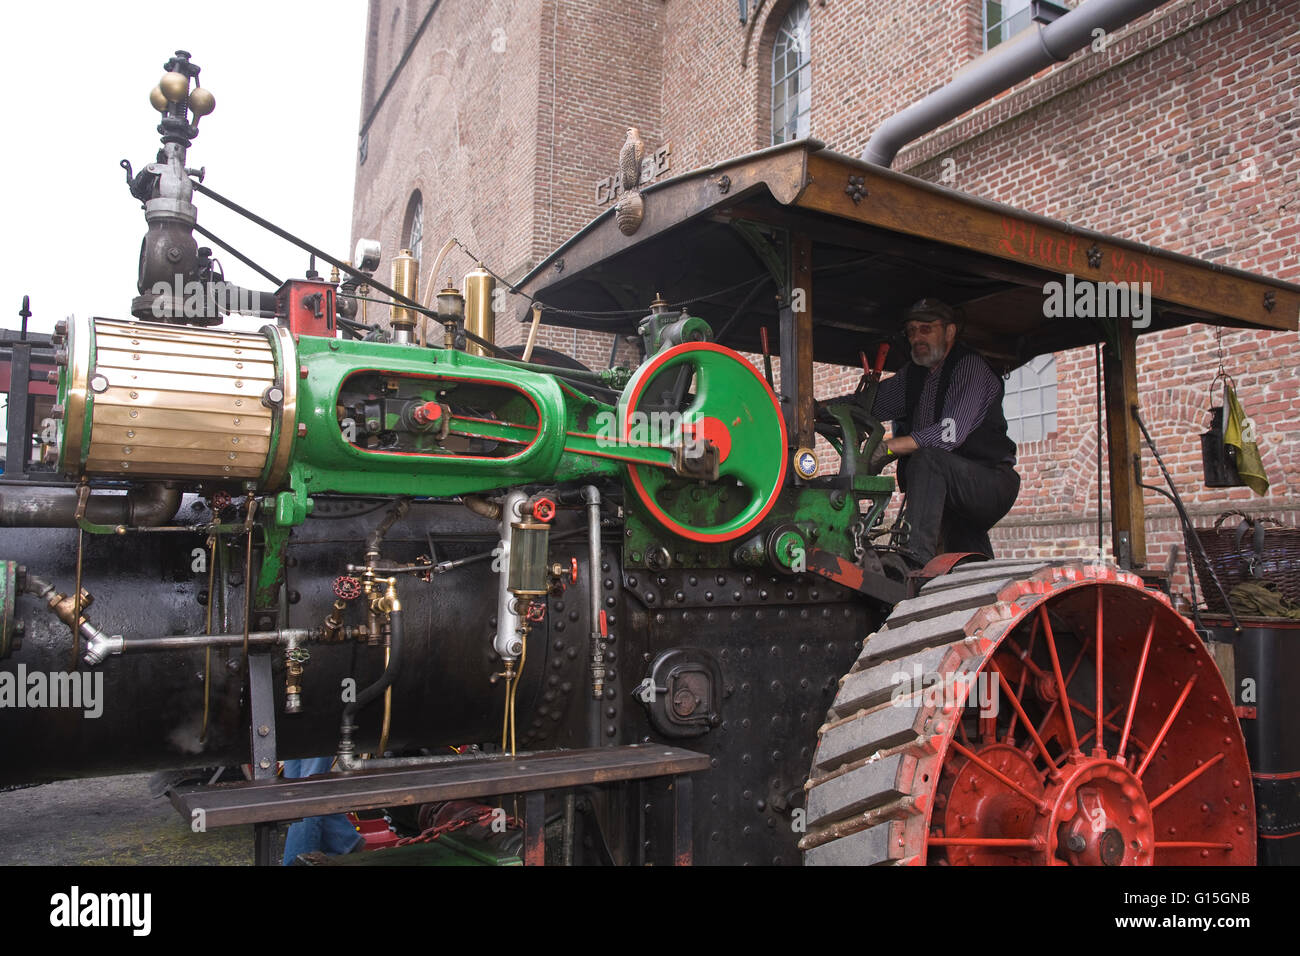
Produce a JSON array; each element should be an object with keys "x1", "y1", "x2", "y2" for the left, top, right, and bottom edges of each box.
[
  {"x1": 872, "y1": 343, "x2": 890, "y2": 374},
  {"x1": 348, "y1": 812, "x2": 400, "y2": 849},
  {"x1": 412, "y1": 401, "x2": 443, "y2": 425},
  {"x1": 989, "y1": 663, "x2": 1058, "y2": 769},
  {"x1": 901, "y1": 566, "x2": 1255, "y2": 865},
  {"x1": 1118, "y1": 614, "x2": 1156, "y2": 759},
  {"x1": 682, "y1": 415, "x2": 732, "y2": 463},
  {"x1": 277, "y1": 279, "x2": 337, "y2": 338},
  {"x1": 918, "y1": 552, "x2": 986, "y2": 581},
  {"x1": 0, "y1": 361, "x2": 57, "y2": 397},
  {"x1": 1135, "y1": 675, "x2": 1199, "y2": 779},
  {"x1": 1148, "y1": 752, "x2": 1226, "y2": 810},
  {"x1": 1039, "y1": 605, "x2": 1081, "y2": 756},
  {"x1": 1095, "y1": 588, "x2": 1105, "y2": 757},
  {"x1": 333, "y1": 576, "x2": 361, "y2": 600}
]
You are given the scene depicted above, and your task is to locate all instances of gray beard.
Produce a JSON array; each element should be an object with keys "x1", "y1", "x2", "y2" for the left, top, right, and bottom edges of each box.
[{"x1": 913, "y1": 347, "x2": 945, "y2": 369}]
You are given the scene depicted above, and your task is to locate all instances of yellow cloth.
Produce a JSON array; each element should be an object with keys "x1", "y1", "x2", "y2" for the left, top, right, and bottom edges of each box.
[{"x1": 1223, "y1": 384, "x2": 1269, "y2": 496}]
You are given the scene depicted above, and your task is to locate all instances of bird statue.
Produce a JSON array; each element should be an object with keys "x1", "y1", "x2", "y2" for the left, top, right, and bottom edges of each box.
[{"x1": 619, "y1": 127, "x2": 645, "y2": 192}]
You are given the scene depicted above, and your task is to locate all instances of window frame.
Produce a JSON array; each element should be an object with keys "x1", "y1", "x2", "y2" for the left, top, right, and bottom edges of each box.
[
  {"x1": 1002, "y1": 352, "x2": 1058, "y2": 444},
  {"x1": 403, "y1": 190, "x2": 423, "y2": 267},
  {"x1": 982, "y1": 0, "x2": 1035, "y2": 51},
  {"x1": 770, "y1": 1, "x2": 811, "y2": 146}
]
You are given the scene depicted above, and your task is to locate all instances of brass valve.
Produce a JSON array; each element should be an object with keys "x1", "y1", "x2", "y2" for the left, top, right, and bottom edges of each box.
[
  {"x1": 370, "y1": 577, "x2": 400, "y2": 615},
  {"x1": 46, "y1": 586, "x2": 93, "y2": 628}
]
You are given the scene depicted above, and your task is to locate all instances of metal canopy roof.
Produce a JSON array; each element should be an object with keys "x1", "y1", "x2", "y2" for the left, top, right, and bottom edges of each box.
[{"x1": 516, "y1": 140, "x2": 1299, "y2": 373}]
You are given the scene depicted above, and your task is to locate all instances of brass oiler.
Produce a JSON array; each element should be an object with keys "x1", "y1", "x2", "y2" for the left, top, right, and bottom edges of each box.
[
  {"x1": 507, "y1": 519, "x2": 551, "y2": 597},
  {"x1": 462, "y1": 264, "x2": 496, "y2": 356},
  {"x1": 390, "y1": 249, "x2": 418, "y2": 337},
  {"x1": 436, "y1": 279, "x2": 466, "y2": 350}
]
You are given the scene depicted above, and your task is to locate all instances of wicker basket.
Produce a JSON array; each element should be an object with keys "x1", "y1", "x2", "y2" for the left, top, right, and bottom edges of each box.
[{"x1": 1191, "y1": 512, "x2": 1300, "y2": 612}]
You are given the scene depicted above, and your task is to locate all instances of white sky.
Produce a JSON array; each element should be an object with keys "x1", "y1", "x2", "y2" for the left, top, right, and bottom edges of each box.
[{"x1": 0, "y1": 2, "x2": 367, "y2": 335}]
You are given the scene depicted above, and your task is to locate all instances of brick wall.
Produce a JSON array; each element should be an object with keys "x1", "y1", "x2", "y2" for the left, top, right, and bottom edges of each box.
[
  {"x1": 883, "y1": 0, "x2": 1300, "y2": 597},
  {"x1": 352, "y1": 0, "x2": 1299, "y2": 603}
]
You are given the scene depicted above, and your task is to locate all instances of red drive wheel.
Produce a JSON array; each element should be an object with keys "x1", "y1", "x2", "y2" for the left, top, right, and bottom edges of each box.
[{"x1": 803, "y1": 561, "x2": 1255, "y2": 865}]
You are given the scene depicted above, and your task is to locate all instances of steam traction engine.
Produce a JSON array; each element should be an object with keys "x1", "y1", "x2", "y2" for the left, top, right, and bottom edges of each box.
[{"x1": 1, "y1": 52, "x2": 1296, "y2": 866}]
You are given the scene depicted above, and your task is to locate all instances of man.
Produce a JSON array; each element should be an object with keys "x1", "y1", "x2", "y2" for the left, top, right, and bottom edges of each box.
[
  {"x1": 832, "y1": 298, "x2": 1020, "y2": 565},
  {"x1": 281, "y1": 757, "x2": 365, "y2": 864}
]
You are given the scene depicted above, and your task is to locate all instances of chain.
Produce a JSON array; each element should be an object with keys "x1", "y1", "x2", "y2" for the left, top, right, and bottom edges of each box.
[
  {"x1": 850, "y1": 519, "x2": 868, "y2": 562},
  {"x1": 388, "y1": 806, "x2": 520, "y2": 849}
]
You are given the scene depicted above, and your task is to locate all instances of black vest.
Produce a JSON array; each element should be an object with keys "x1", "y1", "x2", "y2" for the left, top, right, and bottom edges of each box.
[{"x1": 894, "y1": 343, "x2": 1017, "y2": 487}]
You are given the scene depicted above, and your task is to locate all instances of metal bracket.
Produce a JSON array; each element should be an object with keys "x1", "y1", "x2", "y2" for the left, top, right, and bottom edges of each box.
[{"x1": 248, "y1": 652, "x2": 277, "y2": 779}]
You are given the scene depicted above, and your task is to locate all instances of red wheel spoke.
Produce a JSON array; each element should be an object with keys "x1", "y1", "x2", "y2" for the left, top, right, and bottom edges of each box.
[
  {"x1": 989, "y1": 661, "x2": 1057, "y2": 771},
  {"x1": 957, "y1": 718, "x2": 972, "y2": 746},
  {"x1": 1004, "y1": 663, "x2": 1031, "y2": 746},
  {"x1": 1135, "y1": 674, "x2": 1199, "y2": 779},
  {"x1": 1148, "y1": 751, "x2": 1226, "y2": 810},
  {"x1": 1034, "y1": 635, "x2": 1092, "y2": 743},
  {"x1": 1118, "y1": 614, "x2": 1156, "y2": 761},
  {"x1": 1038, "y1": 605, "x2": 1081, "y2": 755},
  {"x1": 1076, "y1": 700, "x2": 1127, "y2": 752},
  {"x1": 1003, "y1": 639, "x2": 1048, "y2": 681},
  {"x1": 950, "y1": 739, "x2": 1048, "y2": 811},
  {"x1": 1004, "y1": 616, "x2": 1040, "y2": 745},
  {"x1": 1094, "y1": 588, "x2": 1104, "y2": 756}
]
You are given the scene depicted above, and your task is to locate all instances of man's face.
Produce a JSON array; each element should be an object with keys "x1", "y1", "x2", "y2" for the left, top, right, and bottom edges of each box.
[{"x1": 905, "y1": 318, "x2": 956, "y2": 369}]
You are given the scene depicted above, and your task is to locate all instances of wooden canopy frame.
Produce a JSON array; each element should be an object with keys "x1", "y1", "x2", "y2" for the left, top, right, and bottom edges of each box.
[{"x1": 516, "y1": 140, "x2": 1300, "y2": 568}]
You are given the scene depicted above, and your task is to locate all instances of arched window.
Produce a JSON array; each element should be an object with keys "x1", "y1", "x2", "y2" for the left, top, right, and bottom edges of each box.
[
  {"x1": 771, "y1": 1, "x2": 811, "y2": 145},
  {"x1": 1003, "y1": 353, "x2": 1058, "y2": 443},
  {"x1": 403, "y1": 191, "x2": 423, "y2": 267}
]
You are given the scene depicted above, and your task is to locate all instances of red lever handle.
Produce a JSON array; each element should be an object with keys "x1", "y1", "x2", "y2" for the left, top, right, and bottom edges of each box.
[{"x1": 873, "y1": 343, "x2": 889, "y2": 374}]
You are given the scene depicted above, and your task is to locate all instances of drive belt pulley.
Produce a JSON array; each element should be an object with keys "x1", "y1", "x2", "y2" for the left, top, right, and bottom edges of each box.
[{"x1": 617, "y1": 342, "x2": 787, "y2": 543}]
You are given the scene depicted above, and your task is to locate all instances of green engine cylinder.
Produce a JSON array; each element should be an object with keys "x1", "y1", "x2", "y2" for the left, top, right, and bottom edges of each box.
[{"x1": 56, "y1": 317, "x2": 610, "y2": 525}]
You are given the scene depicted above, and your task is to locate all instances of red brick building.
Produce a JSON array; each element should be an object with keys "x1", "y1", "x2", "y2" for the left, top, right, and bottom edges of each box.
[{"x1": 351, "y1": 0, "x2": 1299, "y2": 596}]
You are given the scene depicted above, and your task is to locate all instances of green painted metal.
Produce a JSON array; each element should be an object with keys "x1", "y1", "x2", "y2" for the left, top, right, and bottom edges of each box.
[
  {"x1": 55, "y1": 314, "x2": 92, "y2": 474},
  {"x1": 624, "y1": 485, "x2": 885, "y2": 572},
  {"x1": 0, "y1": 559, "x2": 16, "y2": 659},
  {"x1": 637, "y1": 310, "x2": 713, "y2": 357},
  {"x1": 255, "y1": 521, "x2": 292, "y2": 611},
  {"x1": 772, "y1": 528, "x2": 805, "y2": 570},
  {"x1": 279, "y1": 337, "x2": 627, "y2": 524}
]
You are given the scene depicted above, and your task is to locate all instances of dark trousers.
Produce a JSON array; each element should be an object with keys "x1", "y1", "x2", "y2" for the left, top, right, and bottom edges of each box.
[{"x1": 900, "y1": 448, "x2": 1020, "y2": 564}]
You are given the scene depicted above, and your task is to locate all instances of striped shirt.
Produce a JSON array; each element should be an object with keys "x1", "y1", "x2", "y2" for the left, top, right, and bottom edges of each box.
[{"x1": 871, "y1": 351, "x2": 1012, "y2": 462}]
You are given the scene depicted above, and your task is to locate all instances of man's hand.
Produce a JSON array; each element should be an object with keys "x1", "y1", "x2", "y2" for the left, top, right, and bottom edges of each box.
[{"x1": 868, "y1": 441, "x2": 893, "y2": 474}]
